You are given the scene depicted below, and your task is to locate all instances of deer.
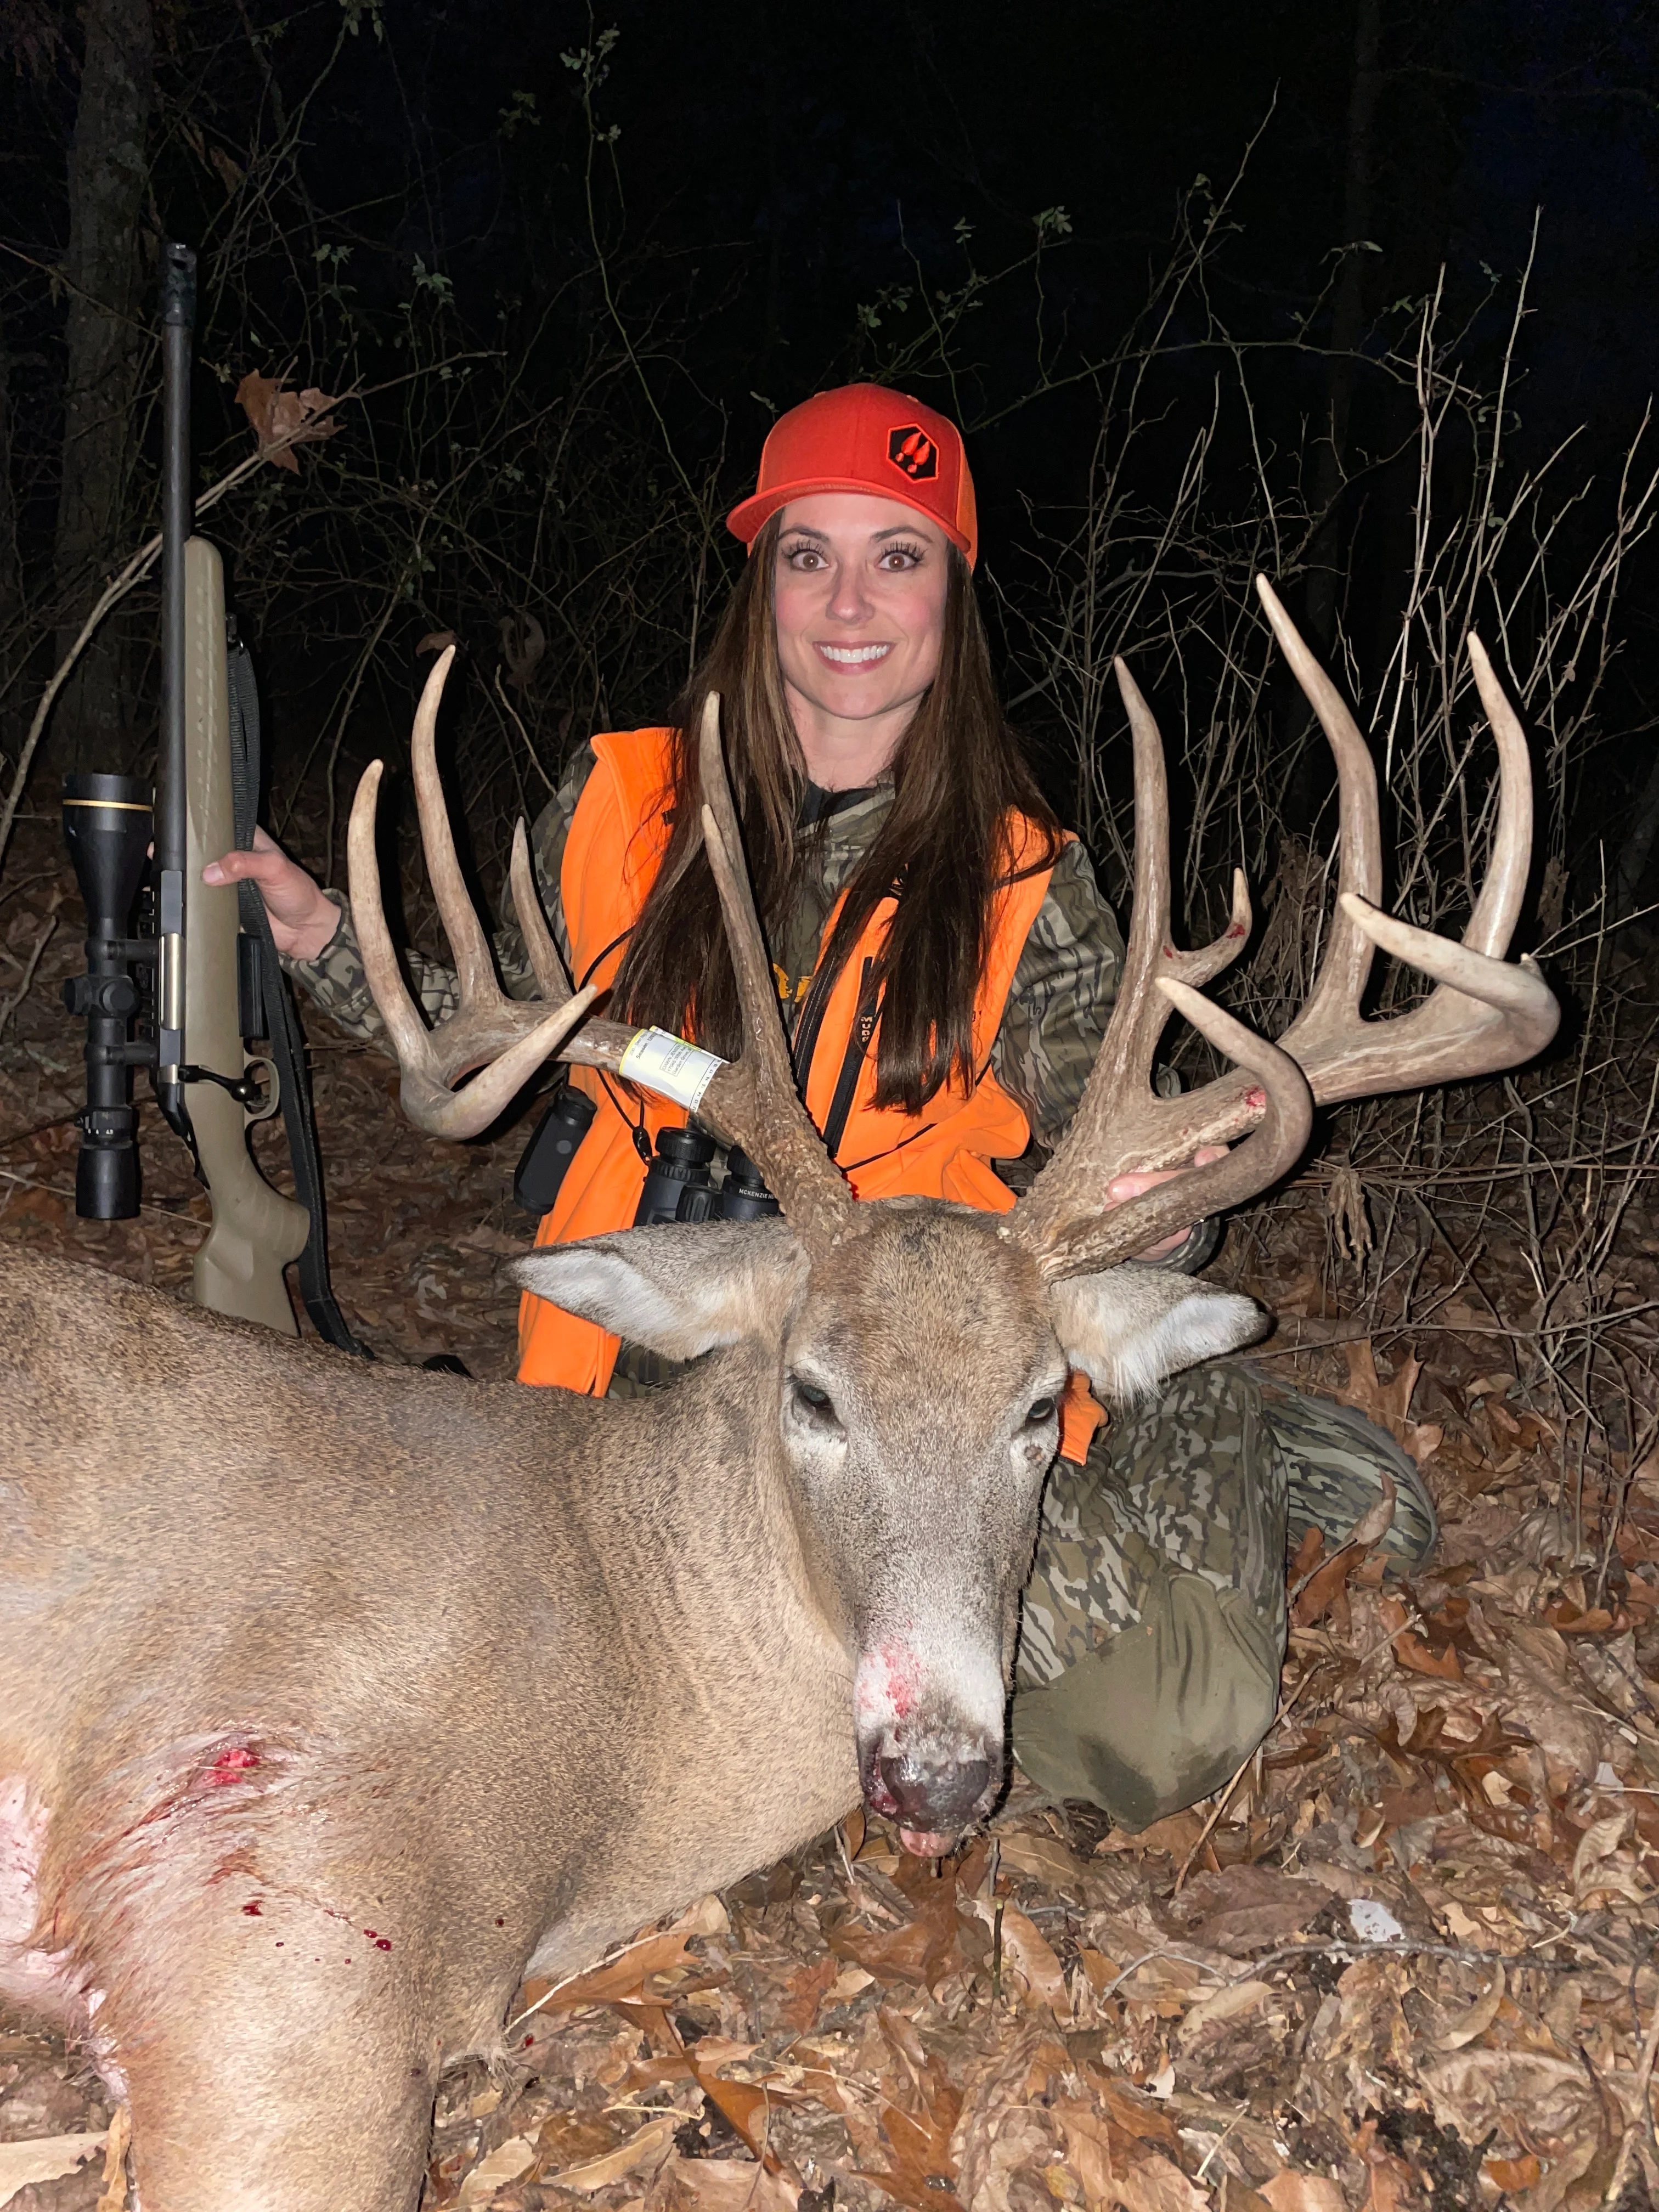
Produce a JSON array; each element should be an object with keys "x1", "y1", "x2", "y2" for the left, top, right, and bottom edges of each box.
[{"x1": 0, "y1": 578, "x2": 1555, "y2": 2211}]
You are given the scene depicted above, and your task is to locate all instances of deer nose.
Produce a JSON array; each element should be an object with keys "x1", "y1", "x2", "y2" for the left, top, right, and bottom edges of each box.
[{"x1": 876, "y1": 1752, "x2": 991, "y2": 1831}]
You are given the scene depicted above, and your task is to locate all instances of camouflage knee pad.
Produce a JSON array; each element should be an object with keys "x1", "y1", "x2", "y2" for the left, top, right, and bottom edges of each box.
[
  {"x1": 1252, "y1": 1367, "x2": 1437, "y2": 1567},
  {"x1": 1013, "y1": 1359, "x2": 1435, "y2": 1825},
  {"x1": 1018, "y1": 1359, "x2": 1288, "y2": 1692}
]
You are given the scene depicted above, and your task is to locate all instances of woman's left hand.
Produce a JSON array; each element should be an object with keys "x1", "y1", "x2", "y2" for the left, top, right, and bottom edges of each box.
[{"x1": 1105, "y1": 1146, "x2": 1229, "y2": 1262}]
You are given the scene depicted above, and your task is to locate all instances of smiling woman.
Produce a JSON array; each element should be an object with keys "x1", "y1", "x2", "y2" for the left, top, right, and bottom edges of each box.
[
  {"x1": 770, "y1": 495, "x2": 952, "y2": 788},
  {"x1": 212, "y1": 381, "x2": 1437, "y2": 1839}
]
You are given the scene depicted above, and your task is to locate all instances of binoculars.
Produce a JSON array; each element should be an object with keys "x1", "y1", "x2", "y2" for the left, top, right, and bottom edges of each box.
[
  {"x1": 634, "y1": 1127, "x2": 780, "y2": 1227},
  {"x1": 512, "y1": 1084, "x2": 780, "y2": 1228}
]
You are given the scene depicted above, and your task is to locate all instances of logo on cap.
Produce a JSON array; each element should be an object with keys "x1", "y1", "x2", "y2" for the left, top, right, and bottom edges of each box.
[{"x1": 887, "y1": 425, "x2": 939, "y2": 482}]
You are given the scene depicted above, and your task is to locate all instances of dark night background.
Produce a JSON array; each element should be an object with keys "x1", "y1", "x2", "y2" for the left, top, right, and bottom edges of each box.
[{"x1": 2, "y1": 0, "x2": 1658, "y2": 915}]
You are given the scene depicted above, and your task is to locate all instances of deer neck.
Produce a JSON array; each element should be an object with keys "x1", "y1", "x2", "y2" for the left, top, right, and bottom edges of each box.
[{"x1": 524, "y1": 1344, "x2": 858, "y2": 1977}]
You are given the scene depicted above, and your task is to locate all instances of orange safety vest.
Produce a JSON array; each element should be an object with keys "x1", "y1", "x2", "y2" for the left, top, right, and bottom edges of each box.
[{"x1": 516, "y1": 727, "x2": 1103, "y2": 1462}]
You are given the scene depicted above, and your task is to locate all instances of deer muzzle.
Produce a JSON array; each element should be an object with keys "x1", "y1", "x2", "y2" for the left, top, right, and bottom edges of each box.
[{"x1": 854, "y1": 1641, "x2": 1004, "y2": 1855}]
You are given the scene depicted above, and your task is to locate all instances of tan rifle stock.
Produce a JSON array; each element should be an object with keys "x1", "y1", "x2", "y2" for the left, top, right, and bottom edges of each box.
[{"x1": 181, "y1": 535, "x2": 308, "y2": 1331}]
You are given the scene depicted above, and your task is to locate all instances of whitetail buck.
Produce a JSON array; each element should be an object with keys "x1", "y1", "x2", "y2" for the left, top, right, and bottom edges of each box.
[{"x1": 0, "y1": 579, "x2": 1555, "y2": 2210}]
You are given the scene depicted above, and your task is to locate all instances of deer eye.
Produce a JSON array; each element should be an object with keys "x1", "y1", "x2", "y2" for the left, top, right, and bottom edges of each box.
[
  {"x1": 793, "y1": 1379, "x2": 835, "y2": 1417},
  {"x1": 1025, "y1": 1397, "x2": 1057, "y2": 1426}
]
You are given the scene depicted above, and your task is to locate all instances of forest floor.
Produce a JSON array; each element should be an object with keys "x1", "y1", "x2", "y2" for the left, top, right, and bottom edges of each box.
[{"x1": 3, "y1": 806, "x2": 1659, "y2": 2212}]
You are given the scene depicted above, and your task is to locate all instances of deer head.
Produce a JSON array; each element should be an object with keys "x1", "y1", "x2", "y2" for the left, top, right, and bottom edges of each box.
[{"x1": 347, "y1": 583, "x2": 1557, "y2": 1850}]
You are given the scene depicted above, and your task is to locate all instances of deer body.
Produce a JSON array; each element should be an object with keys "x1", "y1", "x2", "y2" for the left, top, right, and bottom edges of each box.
[
  {"x1": 0, "y1": 1251, "x2": 856, "y2": 2017},
  {"x1": 1, "y1": 1203, "x2": 1242, "y2": 2210}
]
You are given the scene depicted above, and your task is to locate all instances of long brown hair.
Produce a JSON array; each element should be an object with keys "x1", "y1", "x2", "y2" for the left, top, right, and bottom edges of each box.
[{"x1": 612, "y1": 514, "x2": 1062, "y2": 1115}]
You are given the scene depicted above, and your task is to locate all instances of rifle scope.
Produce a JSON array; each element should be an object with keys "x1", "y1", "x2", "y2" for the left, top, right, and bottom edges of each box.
[{"x1": 61, "y1": 775, "x2": 156, "y2": 1219}]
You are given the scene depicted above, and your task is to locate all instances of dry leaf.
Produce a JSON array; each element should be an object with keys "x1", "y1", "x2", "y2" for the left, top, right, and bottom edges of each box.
[
  {"x1": 997, "y1": 1831, "x2": 1093, "y2": 1894},
  {"x1": 1434, "y1": 1963, "x2": 1504, "y2": 2050},
  {"x1": 830, "y1": 1881, "x2": 962, "y2": 1990},
  {"x1": 973, "y1": 1898, "x2": 1069, "y2": 2016},
  {"x1": 1261, "y1": 2176, "x2": 1346, "y2": 2212},
  {"x1": 458, "y1": 2135, "x2": 537, "y2": 2204},
  {"x1": 546, "y1": 2113, "x2": 680, "y2": 2192},
  {"x1": 1112, "y1": 2152, "x2": 1208, "y2": 2211},
  {"x1": 1483, "y1": 2153, "x2": 1541, "y2": 2191},
  {"x1": 1338, "y1": 1342, "x2": 1443, "y2": 1466},
  {"x1": 1175, "y1": 1978, "x2": 1274, "y2": 2047},
  {"x1": 1175, "y1": 1864, "x2": 1338, "y2": 1956},
  {"x1": 1379, "y1": 1594, "x2": 1464, "y2": 1680},
  {"x1": 417, "y1": 629, "x2": 458, "y2": 655},
  {"x1": 534, "y1": 1931, "x2": 698, "y2": 2013},
  {"x1": 234, "y1": 370, "x2": 340, "y2": 472},
  {"x1": 0, "y1": 2134, "x2": 108, "y2": 2209},
  {"x1": 647, "y1": 2155, "x2": 799, "y2": 2212},
  {"x1": 1571, "y1": 1807, "x2": 1631, "y2": 1899},
  {"x1": 1054, "y1": 2102, "x2": 1116, "y2": 2209},
  {"x1": 670, "y1": 1894, "x2": 731, "y2": 1937},
  {"x1": 94, "y1": 2106, "x2": 129, "y2": 2212},
  {"x1": 1096, "y1": 1810, "x2": 1206, "y2": 1859}
]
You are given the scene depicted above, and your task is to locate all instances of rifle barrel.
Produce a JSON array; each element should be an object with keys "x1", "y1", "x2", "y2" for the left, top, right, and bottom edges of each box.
[{"x1": 156, "y1": 240, "x2": 195, "y2": 1102}]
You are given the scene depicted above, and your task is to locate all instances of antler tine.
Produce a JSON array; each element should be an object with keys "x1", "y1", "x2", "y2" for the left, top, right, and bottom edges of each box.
[
  {"x1": 1256, "y1": 575, "x2": 1383, "y2": 1052},
  {"x1": 1461, "y1": 632, "x2": 1532, "y2": 958},
  {"x1": 1007, "y1": 658, "x2": 1257, "y2": 1267},
  {"x1": 348, "y1": 757, "x2": 450, "y2": 1088},
  {"x1": 691, "y1": 694, "x2": 861, "y2": 1250},
  {"x1": 1030, "y1": 983, "x2": 1312, "y2": 1279},
  {"x1": 411, "y1": 648, "x2": 498, "y2": 1009},
  {"x1": 347, "y1": 747, "x2": 603, "y2": 1137},
  {"x1": 509, "y1": 817, "x2": 573, "y2": 1001}
]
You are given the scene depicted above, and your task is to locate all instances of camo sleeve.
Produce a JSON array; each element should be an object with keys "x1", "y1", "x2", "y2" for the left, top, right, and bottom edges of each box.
[
  {"x1": 281, "y1": 747, "x2": 596, "y2": 1043},
  {"x1": 991, "y1": 838, "x2": 1125, "y2": 1148}
]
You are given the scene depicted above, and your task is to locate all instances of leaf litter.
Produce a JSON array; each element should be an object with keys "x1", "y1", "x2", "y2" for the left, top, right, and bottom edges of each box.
[{"x1": 4, "y1": 821, "x2": 1659, "y2": 2208}]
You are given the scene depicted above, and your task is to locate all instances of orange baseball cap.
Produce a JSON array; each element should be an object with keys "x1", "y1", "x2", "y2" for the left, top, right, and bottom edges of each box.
[{"x1": 727, "y1": 384, "x2": 978, "y2": 567}]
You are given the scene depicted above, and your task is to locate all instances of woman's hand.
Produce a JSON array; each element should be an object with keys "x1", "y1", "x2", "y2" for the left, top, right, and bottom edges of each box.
[
  {"x1": 1106, "y1": 1146, "x2": 1228, "y2": 1262},
  {"x1": 201, "y1": 827, "x2": 341, "y2": 962}
]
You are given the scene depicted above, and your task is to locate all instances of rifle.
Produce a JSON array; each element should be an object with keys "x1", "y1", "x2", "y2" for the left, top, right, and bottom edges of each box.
[{"x1": 61, "y1": 240, "x2": 366, "y2": 1354}]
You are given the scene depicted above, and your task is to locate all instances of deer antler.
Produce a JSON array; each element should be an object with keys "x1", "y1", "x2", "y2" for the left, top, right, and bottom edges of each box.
[
  {"x1": 689, "y1": 697, "x2": 861, "y2": 1250},
  {"x1": 349, "y1": 661, "x2": 859, "y2": 1248},
  {"x1": 1006, "y1": 577, "x2": 1560, "y2": 1282},
  {"x1": 346, "y1": 650, "x2": 628, "y2": 1137}
]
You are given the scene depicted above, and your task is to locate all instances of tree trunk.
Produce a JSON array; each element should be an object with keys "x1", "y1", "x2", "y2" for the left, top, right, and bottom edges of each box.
[
  {"x1": 0, "y1": 296, "x2": 22, "y2": 716},
  {"x1": 49, "y1": 0, "x2": 155, "y2": 774}
]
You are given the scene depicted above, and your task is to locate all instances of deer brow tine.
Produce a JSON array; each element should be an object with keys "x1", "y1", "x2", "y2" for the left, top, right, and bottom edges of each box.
[{"x1": 414, "y1": 990, "x2": 603, "y2": 1141}]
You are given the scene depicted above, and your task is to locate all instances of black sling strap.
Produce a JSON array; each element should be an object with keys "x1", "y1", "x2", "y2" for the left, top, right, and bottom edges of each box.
[{"x1": 224, "y1": 623, "x2": 369, "y2": 1357}]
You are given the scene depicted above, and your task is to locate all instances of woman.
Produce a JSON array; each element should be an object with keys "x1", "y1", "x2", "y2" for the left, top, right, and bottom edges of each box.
[{"x1": 209, "y1": 383, "x2": 1434, "y2": 1830}]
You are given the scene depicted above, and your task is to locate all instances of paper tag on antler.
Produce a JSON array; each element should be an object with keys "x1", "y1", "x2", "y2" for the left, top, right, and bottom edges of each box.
[{"x1": 617, "y1": 1027, "x2": 725, "y2": 1113}]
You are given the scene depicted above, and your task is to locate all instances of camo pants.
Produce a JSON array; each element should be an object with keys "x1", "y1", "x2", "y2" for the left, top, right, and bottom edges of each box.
[{"x1": 1012, "y1": 1359, "x2": 1435, "y2": 1829}]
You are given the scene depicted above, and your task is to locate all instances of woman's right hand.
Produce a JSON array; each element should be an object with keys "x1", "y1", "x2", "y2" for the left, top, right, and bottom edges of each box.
[{"x1": 201, "y1": 827, "x2": 342, "y2": 962}]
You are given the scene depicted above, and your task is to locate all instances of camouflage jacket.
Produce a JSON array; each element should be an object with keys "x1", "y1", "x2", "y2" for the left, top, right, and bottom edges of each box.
[{"x1": 287, "y1": 743, "x2": 1126, "y2": 1149}]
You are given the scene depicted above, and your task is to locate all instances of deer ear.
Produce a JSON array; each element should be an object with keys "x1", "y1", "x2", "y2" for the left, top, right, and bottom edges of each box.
[
  {"x1": 512, "y1": 1220, "x2": 809, "y2": 1360},
  {"x1": 1047, "y1": 1267, "x2": 1266, "y2": 1406}
]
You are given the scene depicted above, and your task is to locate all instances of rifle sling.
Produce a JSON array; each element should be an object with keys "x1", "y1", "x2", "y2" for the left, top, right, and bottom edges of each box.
[{"x1": 225, "y1": 630, "x2": 369, "y2": 1357}]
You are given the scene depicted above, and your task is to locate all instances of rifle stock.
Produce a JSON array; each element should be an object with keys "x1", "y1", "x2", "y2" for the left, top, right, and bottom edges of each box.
[{"x1": 181, "y1": 537, "x2": 309, "y2": 1331}]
